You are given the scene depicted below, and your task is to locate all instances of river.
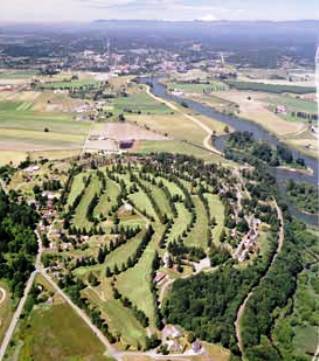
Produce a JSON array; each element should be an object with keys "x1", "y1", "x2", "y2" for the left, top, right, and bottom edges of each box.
[{"x1": 138, "y1": 77, "x2": 319, "y2": 226}]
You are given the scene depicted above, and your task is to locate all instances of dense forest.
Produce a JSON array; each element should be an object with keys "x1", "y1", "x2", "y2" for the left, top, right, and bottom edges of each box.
[{"x1": 0, "y1": 189, "x2": 38, "y2": 297}]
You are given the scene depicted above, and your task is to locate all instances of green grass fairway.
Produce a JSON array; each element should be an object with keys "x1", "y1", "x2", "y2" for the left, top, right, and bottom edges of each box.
[
  {"x1": 74, "y1": 174, "x2": 101, "y2": 230},
  {"x1": 184, "y1": 196, "x2": 209, "y2": 249},
  {"x1": 167, "y1": 203, "x2": 191, "y2": 243},
  {"x1": 105, "y1": 229, "x2": 146, "y2": 269},
  {"x1": 140, "y1": 178, "x2": 173, "y2": 219},
  {"x1": 157, "y1": 176, "x2": 185, "y2": 199},
  {"x1": 205, "y1": 194, "x2": 225, "y2": 245},
  {"x1": 67, "y1": 173, "x2": 86, "y2": 207},
  {"x1": 117, "y1": 225, "x2": 165, "y2": 327},
  {"x1": 94, "y1": 178, "x2": 120, "y2": 218},
  {"x1": 102, "y1": 300, "x2": 147, "y2": 349},
  {"x1": 12, "y1": 302, "x2": 109, "y2": 361},
  {"x1": 128, "y1": 189, "x2": 157, "y2": 220}
]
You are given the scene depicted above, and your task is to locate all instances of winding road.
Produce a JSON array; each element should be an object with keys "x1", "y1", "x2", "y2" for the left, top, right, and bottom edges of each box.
[
  {"x1": 146, "y1": 85, "x2": 222, "y2": 156},
  {"x1": 234, "y1": 201, "x2": 285, "y2": 357}
]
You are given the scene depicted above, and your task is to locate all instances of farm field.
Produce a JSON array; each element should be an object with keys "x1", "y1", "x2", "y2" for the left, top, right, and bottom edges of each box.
[
  {"x1": 0, "y1": 99, "x2": 92, "y2": 152},
  {"x1": 225, "y1": 80, "x2": 316, "y2": 94},
  {"x1": 167, "y1": 80, "x2": 228, "y2": 94}
]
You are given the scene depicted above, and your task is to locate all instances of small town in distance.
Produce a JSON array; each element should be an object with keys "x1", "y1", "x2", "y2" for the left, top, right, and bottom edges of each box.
[{"x1": 0, "y1": 2, "x2": 318, "y2": 361}]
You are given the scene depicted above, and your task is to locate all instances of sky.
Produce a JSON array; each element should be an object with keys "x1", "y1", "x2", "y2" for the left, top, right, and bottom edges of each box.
[{"x1": 1, "y1": 0, "x2": 319, "y2": 23}]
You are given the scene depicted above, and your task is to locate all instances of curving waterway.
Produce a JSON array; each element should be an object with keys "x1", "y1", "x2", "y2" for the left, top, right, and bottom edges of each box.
[{"x1": 138, "y1": 77, "x2": 319, "y2": 226}]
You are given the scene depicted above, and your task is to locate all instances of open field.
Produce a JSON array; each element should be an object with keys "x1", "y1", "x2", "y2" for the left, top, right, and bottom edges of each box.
[
  {"x1": 226, "y1": 80, "x2": 316, "y2": 94},
  {"x1": 5, "y1": 302, "x2": 109, "y2": 361},
  {"x1": 0, "y1": 281, "x2": 13, "y2": 347},
  {"x1": 0, "y1": 99, "x2": 92, "y2": 153},
  {"x1": 137, "y1": 140, "x2": 224, "y2": 162},
  {"x1": 167, "y1": 81, "x2": 228, "y2": 94}
]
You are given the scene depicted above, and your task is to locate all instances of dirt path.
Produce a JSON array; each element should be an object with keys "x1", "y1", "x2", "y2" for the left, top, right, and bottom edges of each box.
[
  {"x1": 0, "y1": 288, "x2": 6, "y2": 306},
  {"x1": 234, "y1": 201, "x2": 284, "y2": 356},
  {"x1": 146, "y1": 86, "x2": 223, "y2": 156}
]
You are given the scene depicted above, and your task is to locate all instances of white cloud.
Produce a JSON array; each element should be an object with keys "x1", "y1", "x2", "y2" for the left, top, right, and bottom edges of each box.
[{"x1": 198, "y1": 14, "x2": 218, "y2": 22}]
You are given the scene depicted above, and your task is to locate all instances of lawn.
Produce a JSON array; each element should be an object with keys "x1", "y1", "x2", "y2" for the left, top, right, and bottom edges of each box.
[
  {"x1": 140, "y1": 177, "x2": 173, "y2": 219},
  {"x1": 166, "y1": 202, "x2": 191, "y2": 244},
  {"x1": 116, "y1": 224, "x2": 165, "y2": 327},
  {"x1": 205, "y1": 194, "x2": 225, "y2": 245},
  {"x1": 184, "y1": 196, "x2": 209, "y2": 249},
  {"x1": 102, "y1": 300, "x2": 147, "y2": 349},
  {"x1": 94, "y1": 178, "x2": 121, "y2": 218},
  {"x1": 73, "y1": 174, "x2": 101, "y2": 230},
  {"x1": 10, "y1": 302, "x2": 109, "y2": 361},
  {"x1": 67, "y1": 173, "x2": 86, "y2": 207},
  {"x1": 128, "y1": 189, "x2": 157, "y2": 220},
  {"x1": 105, "y1": 229, "x2": 146, "y2": 270},
  {"x1": 157, "y1": 176, "x2": 185, "y2": 200}
]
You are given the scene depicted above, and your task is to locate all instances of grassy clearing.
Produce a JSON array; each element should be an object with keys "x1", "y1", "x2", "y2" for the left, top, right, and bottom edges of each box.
[
  {"x1": 184, "y1": 196, "x2": 209, "y2": 249},
  {"x1": 102, "y1": 300, "x2": 147, "y2": 348},
  {"x1": 137, "y1": 140, "x2": 224, "y2": 163},
  {"x1": 205, "y1": 194, "x2": 225, "y2": 245},
  {"x1": 112, "y1": 91, "x2": 171, "y2": 115},
  {"x1": 267, "y1": 94, "x2": 317, "y2": 113},
  {"x1": 273, "y1": 267, "x2": 319, "y2": 360},
  {"x1": 0, "y1": 70, "x2": 38, "y2": 79},
  {"x1": 129, "y1": 113, "x2": 207, "y2": 145},
  {"x1": 9, "y1": 302, "x2": 109, "y2": 361}
]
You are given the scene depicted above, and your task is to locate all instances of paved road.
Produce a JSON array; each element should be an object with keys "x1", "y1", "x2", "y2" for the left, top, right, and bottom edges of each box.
[
  {"x1": 0, "y1": 270, "x2": 38, "y2": 361},
  {"x1": 234, "y1": 201, "x2": 284, "y2": 356}
]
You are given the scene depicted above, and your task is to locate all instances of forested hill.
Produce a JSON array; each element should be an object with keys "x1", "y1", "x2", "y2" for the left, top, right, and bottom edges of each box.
[{"x1": 0, "y1": 190, "x2": 38, "y2": 297}]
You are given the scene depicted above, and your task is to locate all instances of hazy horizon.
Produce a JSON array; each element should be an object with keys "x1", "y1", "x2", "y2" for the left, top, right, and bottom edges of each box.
[{"x1": 1, "y1": 0, "x2": 319, "y2": 23}]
